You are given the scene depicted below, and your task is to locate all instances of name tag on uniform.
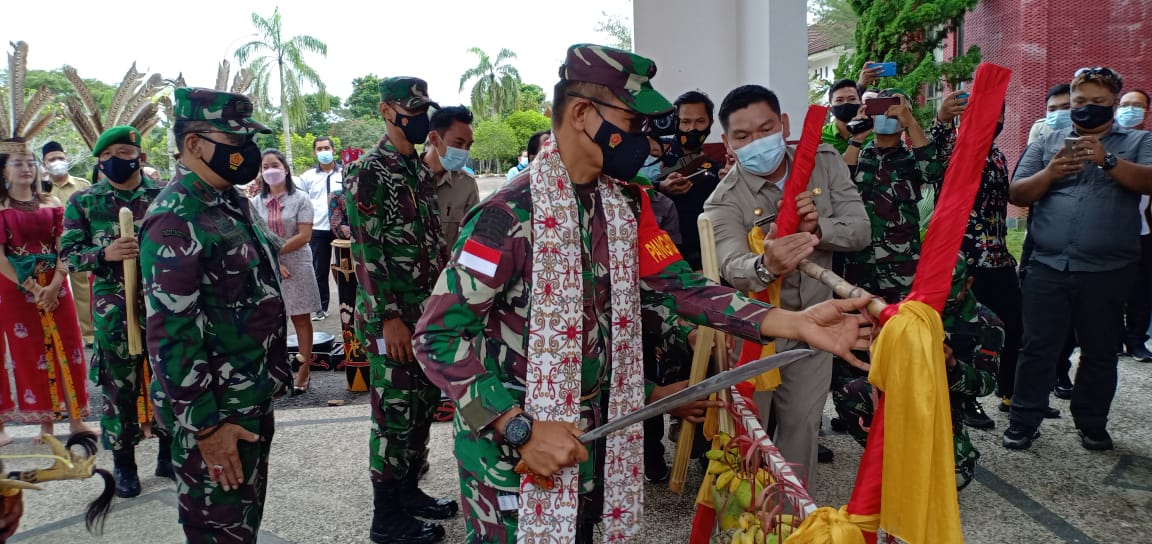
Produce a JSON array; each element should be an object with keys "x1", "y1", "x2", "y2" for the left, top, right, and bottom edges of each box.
[
  {"x1": 377, "y1": 338, "x2": 387, "y2": 354},
  {"x1": 498, "y1": 493, "x2": 519, "y2": 512}
]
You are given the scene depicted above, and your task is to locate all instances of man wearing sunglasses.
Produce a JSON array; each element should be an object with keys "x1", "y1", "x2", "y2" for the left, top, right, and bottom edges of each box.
[
  {"x1": 1007, "y1": 67, "x2": 1152, "y2": 452},
  {"x1": 414, "y1": 43, "x2": 875, "y2": 544}
]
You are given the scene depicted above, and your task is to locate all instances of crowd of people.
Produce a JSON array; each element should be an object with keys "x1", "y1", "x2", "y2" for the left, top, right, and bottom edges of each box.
[{"x1": 0, "y1": 39, "x2": 1149, "y2": 544}]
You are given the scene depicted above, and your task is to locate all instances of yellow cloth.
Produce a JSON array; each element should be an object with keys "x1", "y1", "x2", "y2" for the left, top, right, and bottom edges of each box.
[
  {"x1": 746, "y1": 226, "x2": 781, "y2": 391},
  {"x1": 785, "y1": 506, "x2": 879, "y2": 544},
  {"x1": 867, "y1": 301, "x2": 962, "y2": 543}
]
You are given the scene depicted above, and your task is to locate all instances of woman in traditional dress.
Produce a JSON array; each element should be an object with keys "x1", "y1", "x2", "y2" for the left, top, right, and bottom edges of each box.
[
  {"x1": 249, "y1": 149, "x2": 320, "y2": 395},
  {"x1": 0, "y1": 138, "x2": 94, "y2": 439}
]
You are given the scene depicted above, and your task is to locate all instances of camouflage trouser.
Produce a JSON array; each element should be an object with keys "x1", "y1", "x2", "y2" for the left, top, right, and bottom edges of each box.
[
  {"x1": 91, "y1": 295, "x2": 158, "y2": 451},
  {"x1": 460, "y1": 475, "x2": 599, "y2": 544},
  {"x1": 831, "y1": 358, "x2": 979, "y2": 490},
  {"x1": 369, "y1": 351, "x2": 440, "y2": 484},
  {"x1": 172, "y1": 411, "x2": 275, "y2": 544}
]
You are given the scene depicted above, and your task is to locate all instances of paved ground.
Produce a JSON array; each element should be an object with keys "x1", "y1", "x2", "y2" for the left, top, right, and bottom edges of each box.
[{"x1": 6, "y1": 175, "x2": 1151, "y2": 542}]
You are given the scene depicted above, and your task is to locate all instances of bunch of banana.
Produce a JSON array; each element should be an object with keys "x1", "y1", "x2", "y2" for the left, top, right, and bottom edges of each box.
[{"x1": 723, "y1": 513, "x2": 798, "y2": 544}]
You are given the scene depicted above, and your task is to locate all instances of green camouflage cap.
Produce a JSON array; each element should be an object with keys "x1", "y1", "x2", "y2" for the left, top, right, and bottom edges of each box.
[
  {"x1": 173, "y1": 87, "x2": 271, "y2": 135},
  {"x1": 92, "y1": 125, "x2": 141, "y2": 157},
  {"x1": 559, "y1": 43, "x2": 673, "y2": 115},
  {"x1": 379, "y1": 77, "x2": 439, "y2": 110}
]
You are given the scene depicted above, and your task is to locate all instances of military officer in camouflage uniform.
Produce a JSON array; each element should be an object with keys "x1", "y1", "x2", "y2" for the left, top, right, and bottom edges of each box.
[
  {"x1": 60, "y1": 126, "x2": 171, "y2": 499},
  {"x1": 140, "y1": 88, "x2": 290, "y2": 544},
  {"x1": 413, "y1": 44, "x2": 874, "y2": 544},
  {"x1": 834, "y1": 255, "x2": 1002, "y2": 489},
  {"x1": 343, "y1": 76, "x2": 457, "y2": 544}
]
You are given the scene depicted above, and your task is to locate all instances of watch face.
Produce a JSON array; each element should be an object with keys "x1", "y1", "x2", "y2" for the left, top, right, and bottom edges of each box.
[{"x1": 505, "y1": 417, "x2": 530, "y2": 446}]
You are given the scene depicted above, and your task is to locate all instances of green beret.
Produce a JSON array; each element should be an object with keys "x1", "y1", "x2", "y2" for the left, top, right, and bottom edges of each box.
[{"x1": 92, "y1": 126, "x2": 141, "y2": 157}]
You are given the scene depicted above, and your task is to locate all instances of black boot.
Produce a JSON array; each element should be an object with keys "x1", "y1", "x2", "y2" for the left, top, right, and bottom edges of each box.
[
  {"x1": 400, "y1": 467, "x2": 459, "y2": 520},
  {"x1": 155, "y1": 435, "x2": 176, "y2": 481},
  {"x1": 370, "y1": 483, "x2": 445, "y2": 544},
  {"x1": 113, "y1": 449, "x2": 141, "y2": 498},
  {"x1": 962, "y1": 398, "x2": 995, "y2": 430}
]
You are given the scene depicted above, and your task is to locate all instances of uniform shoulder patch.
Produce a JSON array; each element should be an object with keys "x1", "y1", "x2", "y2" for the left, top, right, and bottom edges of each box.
[{"x1": 458, "y1": 207, "x2": 514, "y2": 278}]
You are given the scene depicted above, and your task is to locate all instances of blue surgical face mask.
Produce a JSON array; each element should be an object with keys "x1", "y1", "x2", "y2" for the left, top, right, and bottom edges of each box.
[
  {"x1": 637, "y1": 160, "x2": 662, "y2": 182},
  {"x1": 1116, "y1": 106, "x2": 1146, "y2": 128},
  {"x1": 519, "y1": 156, "x2": 529, "y2": 167},
  {"x1": 734, "y1": 132, "x2": 787, "y2": 176},
  {"x1": 873, "y1": 114, "x2": 903, "y2": 135},
  {"x1": 317, "y1": 150, "x2": 334, "y2": 164},
  {"x1": 1045, "y1": 109, "x2": 1071, "y2": 129},
  {"x1": 439, "y1": 146, "x2": 470, "y2": 172}
]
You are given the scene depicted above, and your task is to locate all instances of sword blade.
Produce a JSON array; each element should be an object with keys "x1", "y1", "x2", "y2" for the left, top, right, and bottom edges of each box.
[{"x1": 578, "y1": 349, "x2": 813, "y2": 443}]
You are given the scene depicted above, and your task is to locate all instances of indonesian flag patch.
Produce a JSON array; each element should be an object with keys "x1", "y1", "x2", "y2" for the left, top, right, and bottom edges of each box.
[{"x1": 459, "y1": 238, "x2": 501, "y2": 277}]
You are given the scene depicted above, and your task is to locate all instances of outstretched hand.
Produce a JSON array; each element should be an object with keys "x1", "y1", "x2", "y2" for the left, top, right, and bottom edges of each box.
[{"x1": 797, "y1": 294, "x2": 875, "y2": 370}]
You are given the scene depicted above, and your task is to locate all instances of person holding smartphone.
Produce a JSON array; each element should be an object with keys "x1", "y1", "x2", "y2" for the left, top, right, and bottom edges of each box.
[{"x1": 1006, "y1": 67, "x2": 1152, "y2": 452}]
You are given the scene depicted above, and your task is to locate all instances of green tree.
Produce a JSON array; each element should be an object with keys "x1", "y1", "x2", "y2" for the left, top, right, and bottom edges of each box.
[
  {"x1": 504, "y1": 110, "x2": 551, "y2": 149},
  {"x1": 595, "y1": 10, "x2": 633, "y2": 51},
  {"x1": 301, "y1": 92, "x2": 341, "y2": 136},
  {"x1": 809, "y1": 0, "x2": 858, "y2": 49},
  {"x1": 329, "y1": 118, "x2": 388, "y2": 153},
  {"x1": 846, "y1": 0, "x2": 981, "y2": 100},
  {"x1": 459, "y1": 48, "x2": 522, "y2": 119},
  {"x1": 470, "y1": 118, "x2": 518, "y2": 174},
  {"x1": 278, "y1": 132, "x2": 342, "y2": 174},
  {"x1": 515, "y1": 83, "x2": 548, "y2": 114},
  {"x1": 235, "y1": 6, "x2": 329, "y2": 166},
  {"x1": 345, "y1": 74, "x2": 384, "y2": 120}
]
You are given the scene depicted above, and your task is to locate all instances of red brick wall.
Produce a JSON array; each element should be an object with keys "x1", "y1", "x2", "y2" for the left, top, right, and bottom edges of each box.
[{"x1": 960, "y1": 0, "x2": 1152, "y2": 170}]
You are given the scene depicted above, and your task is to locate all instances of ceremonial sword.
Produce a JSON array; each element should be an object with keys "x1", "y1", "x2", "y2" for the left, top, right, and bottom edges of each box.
[
  {"x1": 514, "y1": 349, "x2": 813, "y2": 488},
  {"x1": 577, "y1": 348, "x2": 813, "y2": 443}
]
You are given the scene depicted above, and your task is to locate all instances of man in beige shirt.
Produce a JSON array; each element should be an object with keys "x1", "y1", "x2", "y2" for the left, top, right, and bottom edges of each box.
[
  {"x1": 703, "y1": 85, "x2": 869, "y2": 486},
  {"x1": 43, "y1": 141, "x2": 94, "y2": 345},
  {"x1": 423, "y1": 106, "x2": 479, "y2": 249}
]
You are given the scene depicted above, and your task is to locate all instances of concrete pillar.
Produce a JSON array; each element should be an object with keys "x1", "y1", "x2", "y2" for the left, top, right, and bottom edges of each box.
[{"x1": 634, "y1": 0, "x2": 810, "y2": 142}]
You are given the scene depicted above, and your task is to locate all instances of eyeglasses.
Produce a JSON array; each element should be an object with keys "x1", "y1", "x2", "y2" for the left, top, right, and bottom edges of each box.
[
  {"x1": 566, "y1": 92, "x2": 646, "y2": 133},
  {"x1": 1074, "y1": 67, "x2": 1123, "y2": 92},
  {"x1": 6, "y1": 160, "x2": 39, "y2": 170},
  {"x1": 193, "y1": 131, "x2": 248, "y2": 147}
]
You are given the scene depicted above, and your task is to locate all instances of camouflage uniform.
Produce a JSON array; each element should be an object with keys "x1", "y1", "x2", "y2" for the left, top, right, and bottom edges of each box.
[
  {"x1": 140, "y1": 88, "x2": 289, "y2": 543},
  {"x1": 60, "y1": 166, "x2": 164, "y2": 452},
  {"x1": 343, "y1": 79, "x2": 448, "y2": 488},
  {"x1": 833, "y1": 258, "x2": 1002, "y2": 490},
  {"x1": 843, "y1": 142, "x2": 945, "y2": 303},
  {"x1": 413, "y1": 45, "x2": 780, "y2": 543}
]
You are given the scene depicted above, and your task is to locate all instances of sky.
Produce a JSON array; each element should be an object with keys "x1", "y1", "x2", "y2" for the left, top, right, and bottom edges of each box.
[{"x1": 0, "y1": 0, "x2": 634, "y2": 110}]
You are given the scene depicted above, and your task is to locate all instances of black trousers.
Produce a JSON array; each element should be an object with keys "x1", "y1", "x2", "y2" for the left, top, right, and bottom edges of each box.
[
  {"x1": 310, "y1": 229, "x2": 336, "y2": 312},
  {"x1": 1011, "y1": 262, "x2": 1136, "y2": 430},
  {"x1": 1123, "y1": 234, "x2": 1152, "y2": 346},
  {"x1": 969, "y1": 266, "x2": 1021, "y2": 398}
]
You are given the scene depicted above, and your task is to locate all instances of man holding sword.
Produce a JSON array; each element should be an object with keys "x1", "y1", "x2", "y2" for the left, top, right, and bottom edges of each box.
[{"x1": 414, "y1": 43, "x2": 874, "y2": 544}]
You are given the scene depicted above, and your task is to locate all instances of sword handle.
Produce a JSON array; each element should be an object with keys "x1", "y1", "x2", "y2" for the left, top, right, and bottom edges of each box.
[{"x1": 513, "y1": 461, "x2": 555, "y2": 491}]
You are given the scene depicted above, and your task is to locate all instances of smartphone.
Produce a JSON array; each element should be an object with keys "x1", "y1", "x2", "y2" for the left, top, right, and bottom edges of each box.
[
  {"x1": 864, "y1": 96, "x2": 901, "y2": 116},
  {"x1": 874, "y1": 62, "x2": 897, "y2": 77},
  {"x1": 1064, "y1": 137, "x2": 1078, "y2": 158},
  {"x1": 956, "y1": 92, "x2": 970, "y2": 103}
]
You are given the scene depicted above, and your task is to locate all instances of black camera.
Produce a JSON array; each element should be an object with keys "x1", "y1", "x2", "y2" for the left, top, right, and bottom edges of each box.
[
  {"x1": 646, "y1": 110, "x2": 678, "y2": 137},
  {"x1": 847, "y1": 118, "x2": 874, "y2": 135}
]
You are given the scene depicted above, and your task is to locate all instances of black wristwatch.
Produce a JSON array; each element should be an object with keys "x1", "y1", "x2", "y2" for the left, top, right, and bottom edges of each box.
[
  {"x1": 502, "y1": 413, "x2": 534, "y2": 448},
  {"x1": 848, "y1": 139, "x2": 864, "y2": 149},
  {"x1": 1100, "y1": 152, "x2": 1118, "y2": 171}
]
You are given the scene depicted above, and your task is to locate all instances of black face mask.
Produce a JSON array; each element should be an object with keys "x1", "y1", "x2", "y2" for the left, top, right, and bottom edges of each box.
[
  {"x1": 392, "y1": 110, "x2": 431, "y2": 145},
  {"x1": 199, "y1": 135, "x2": 262, "y2": 185},
  {"x1": 98, "y1": 155, "x2": 140, "y2": 184},
  {"x1": 831, "y1": 103, "x2": 862, "y2": 123},
  {"x1": 1070, "y1": 104, "x2": 1115, "y2": 130},
  {"x1": 676, "y1": 128, "x2": 710, "y2": 151},
  {"x1": 587, "y1": 108, "x2": 650, "y2": 181}
]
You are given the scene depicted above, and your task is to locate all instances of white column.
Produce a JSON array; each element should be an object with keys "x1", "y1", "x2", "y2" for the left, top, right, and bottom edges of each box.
[{"x1": 634, "y1": 0, "x2": 810, "y2": 138}]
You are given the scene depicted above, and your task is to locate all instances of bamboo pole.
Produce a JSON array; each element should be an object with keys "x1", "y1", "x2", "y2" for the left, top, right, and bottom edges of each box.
[
  {"x1": 120, "y1": 208, "x2": 142, "y2": 356},
  {"x1": 796, "y1": 260, "x2": 888, "y2": 318},
  {"x1": 669, "y1": 216, "x2": 731, "y2": 493}
]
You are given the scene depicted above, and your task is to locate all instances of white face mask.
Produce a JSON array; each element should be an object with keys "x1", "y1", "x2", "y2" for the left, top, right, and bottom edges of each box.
[{"x1": 46, "y1": 160, "x2": 70, "y2": 177}]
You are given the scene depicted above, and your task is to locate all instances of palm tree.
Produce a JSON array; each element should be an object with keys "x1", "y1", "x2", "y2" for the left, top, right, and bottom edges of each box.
[
  {"x1": 459, "y1": 48, "x2": 522, "y2": 119},
  {"x1": 235, "y1": 7, "x2": 328, "y2": 165}
]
